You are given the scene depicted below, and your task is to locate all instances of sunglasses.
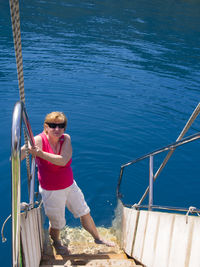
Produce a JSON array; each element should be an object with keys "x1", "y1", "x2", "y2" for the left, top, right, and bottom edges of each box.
[{"x1": 46, "y1": 122, "x2": 66, "y2": 129}]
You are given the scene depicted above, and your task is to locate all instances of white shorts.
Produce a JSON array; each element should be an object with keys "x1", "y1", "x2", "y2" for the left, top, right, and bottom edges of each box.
[{"x1": 39, "y1": 181, "x2": 90, "y2": 230}]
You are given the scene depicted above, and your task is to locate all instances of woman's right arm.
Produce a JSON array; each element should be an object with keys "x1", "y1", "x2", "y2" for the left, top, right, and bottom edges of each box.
[{"x1": 21, "y1": 135, "x2": 42, "y2": 160}]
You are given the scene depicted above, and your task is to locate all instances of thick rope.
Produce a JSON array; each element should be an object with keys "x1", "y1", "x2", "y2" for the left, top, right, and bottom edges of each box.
[
  {"x1": 9, "y1": 0, "x2": 25, "y2": 103},
  {"x1": 9, "y1": 0, "x2": 31, "y2": 182}
]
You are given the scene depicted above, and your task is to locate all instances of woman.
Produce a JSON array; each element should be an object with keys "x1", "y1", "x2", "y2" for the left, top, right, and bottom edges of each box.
[{"x1": 21, "y1": 111, "x2": 114, "y2": 254}]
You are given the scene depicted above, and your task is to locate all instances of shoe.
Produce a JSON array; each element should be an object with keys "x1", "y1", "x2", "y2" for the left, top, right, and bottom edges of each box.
[{"x1": 52, "y1": 240, "x2": 70, "y2": 255}]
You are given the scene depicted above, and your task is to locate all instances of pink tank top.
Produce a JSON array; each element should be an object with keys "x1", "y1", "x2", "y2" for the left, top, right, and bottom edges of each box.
[{"x1": 36, "y1": 132, "x2": 74, "y2": 190}]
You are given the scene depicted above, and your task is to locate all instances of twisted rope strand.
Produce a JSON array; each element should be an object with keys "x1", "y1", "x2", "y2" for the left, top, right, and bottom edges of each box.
[{"x1": 9, "y1": 0, "x2": 31, "y2": 181}]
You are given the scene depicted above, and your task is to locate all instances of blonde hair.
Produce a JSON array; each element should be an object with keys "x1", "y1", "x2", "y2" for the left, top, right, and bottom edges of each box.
[{"x1": 44, "y1": 111, "x2": 67, "y2": 133}]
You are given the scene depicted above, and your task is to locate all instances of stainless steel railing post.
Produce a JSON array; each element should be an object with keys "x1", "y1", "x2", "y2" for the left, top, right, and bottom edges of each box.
[
  {"x1": 11, "y1": 102, "x2": 23, "y2": 267},
  {"x1": 11, "y1": 101, "x2": 36, "y2": 266},
  {"x1": 149, "y1": 155, "x2": 154, "y2": 211}
]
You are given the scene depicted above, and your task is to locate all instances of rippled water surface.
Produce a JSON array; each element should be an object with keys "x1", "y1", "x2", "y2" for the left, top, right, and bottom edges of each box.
[{"x1": 1, "y1": 0, "x2": 200, "y2": 265}]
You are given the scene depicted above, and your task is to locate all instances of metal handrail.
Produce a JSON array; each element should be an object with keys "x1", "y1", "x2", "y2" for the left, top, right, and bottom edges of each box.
[
  {"x1": 142, "y1": 102, "x2": 200, "y2": 205},
  {"x1": 117, "y1": 102, "x2": 200, "y2": 210},
  {"x1": 11, "y1": 101, "x2": 36, "y2": 267},
  {"x1": 117, "y1": 131, "x2": 200, "y2": 208},
  {"x1": 121, "y1": 132, "x2": 200, "y2": 169},
  {"x1": 123, "y1": 204, "x2": 200, "y2": 214}
]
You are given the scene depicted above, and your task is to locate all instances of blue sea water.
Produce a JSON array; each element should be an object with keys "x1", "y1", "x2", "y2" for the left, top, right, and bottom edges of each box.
[{"x1": 1, "y1": 0, "x2": 200, "y2": 265}]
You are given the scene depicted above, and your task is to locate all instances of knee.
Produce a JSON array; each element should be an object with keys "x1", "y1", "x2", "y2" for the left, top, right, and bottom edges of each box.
[{"x1": 80, "y1": 212, "x2": 91, "y2": 222}]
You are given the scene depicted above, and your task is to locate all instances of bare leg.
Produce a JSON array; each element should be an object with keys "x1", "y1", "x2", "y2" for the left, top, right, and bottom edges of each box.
[
  {"x1": 49, "y1": 227, "x2": 60, "y2": 242},
  {"x1": 80, "y1": 213, "x2": 100, "y2": 240},
  {"x1": 80, "y1": 213, "x2": 115, "y2": 247}
]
